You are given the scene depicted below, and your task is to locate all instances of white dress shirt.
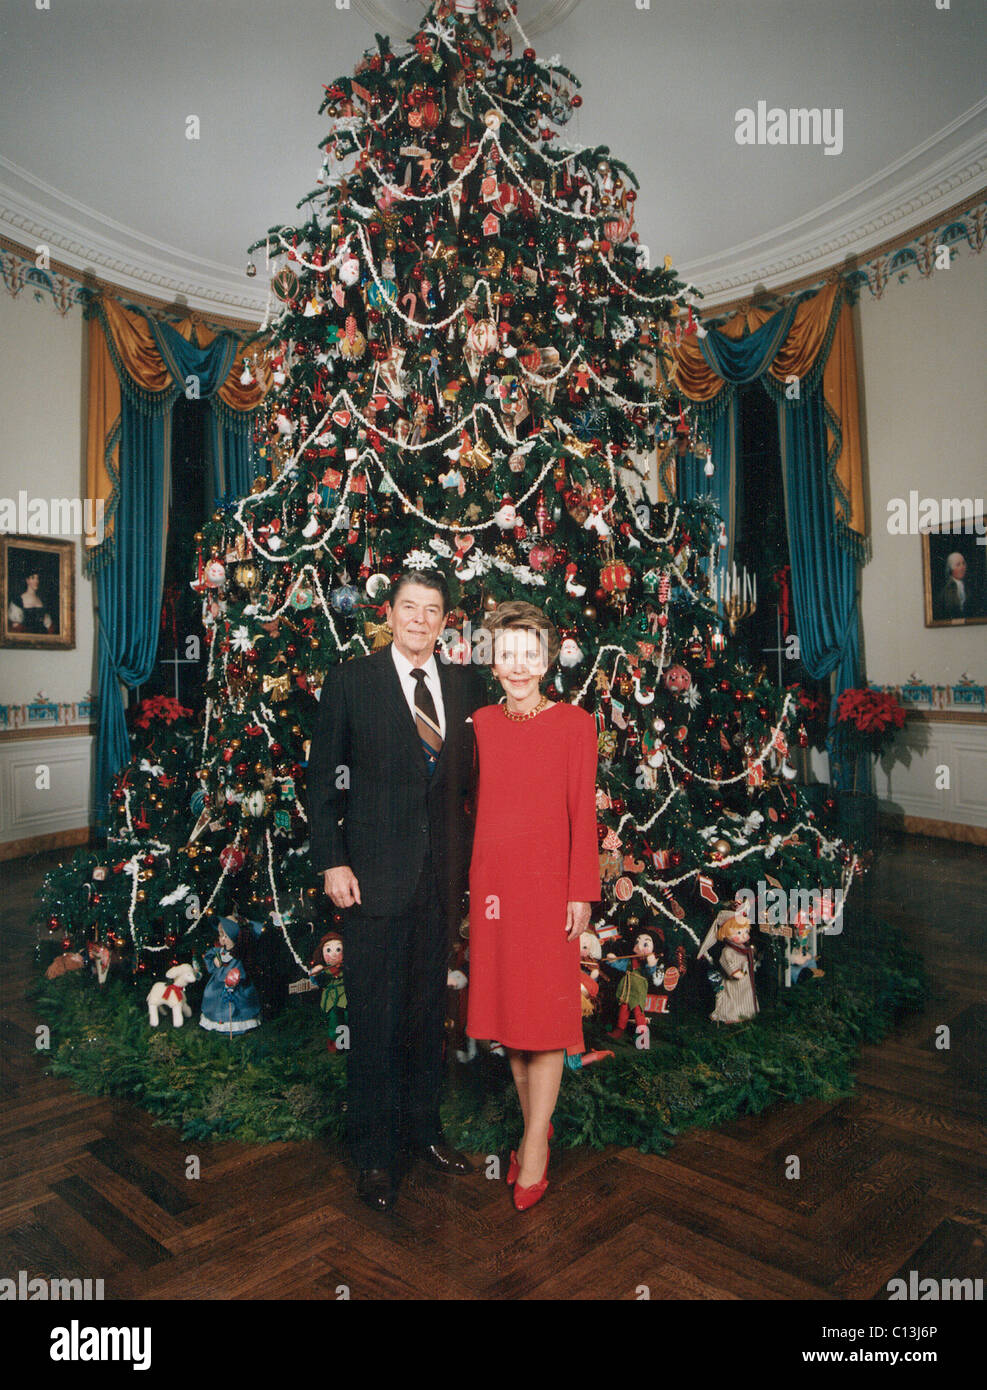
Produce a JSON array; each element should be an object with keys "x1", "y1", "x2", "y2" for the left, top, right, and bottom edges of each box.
[{"x1": 390, "y1": 642, "x2": 446, "y2": 738}]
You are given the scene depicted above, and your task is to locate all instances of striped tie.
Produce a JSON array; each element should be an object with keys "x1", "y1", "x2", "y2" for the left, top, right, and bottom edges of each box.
[{"x1": 410, "y1": 668, "x2": 443, "y2": 774}]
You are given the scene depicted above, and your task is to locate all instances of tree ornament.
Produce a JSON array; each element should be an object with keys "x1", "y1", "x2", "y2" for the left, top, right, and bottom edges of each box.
[{"x1": 600, "y1": 559, "x2": 632, "y2": 593}]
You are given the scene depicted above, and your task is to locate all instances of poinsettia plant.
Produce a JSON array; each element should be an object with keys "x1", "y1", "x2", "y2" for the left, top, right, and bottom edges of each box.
[
  {"x1": 131, "y1": 695, "x2": 193, "y2": 729},
  {"x1": 833, "y1": 686, "x2": 906, "y2": 789}
]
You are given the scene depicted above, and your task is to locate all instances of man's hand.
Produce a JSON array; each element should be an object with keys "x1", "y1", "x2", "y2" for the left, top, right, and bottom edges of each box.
[
  {"x1": 323, "y1": 866, "x2": 361, "y2": 909},
  {"x1": 565, "y1": 901, "x2": 591, "y2": 943}
]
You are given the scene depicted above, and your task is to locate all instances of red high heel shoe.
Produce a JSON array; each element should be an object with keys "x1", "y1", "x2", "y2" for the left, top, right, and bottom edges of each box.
[
  {"x1": 513, "y1": 1145, "x2": 550, "y2": 1212},
  {"x1": 507, "y1": 1123, "x2": 553, "y2": 1185}
]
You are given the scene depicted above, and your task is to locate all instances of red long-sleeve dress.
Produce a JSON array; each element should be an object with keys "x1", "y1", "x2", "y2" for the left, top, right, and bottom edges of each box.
[{"x1": 466, "y1": 701, "x2": 601, "y2": 1052}]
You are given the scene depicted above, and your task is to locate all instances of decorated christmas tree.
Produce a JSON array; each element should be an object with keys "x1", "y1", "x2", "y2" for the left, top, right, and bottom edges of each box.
[{"x1": 38, "y1": 0, "x2": 859, "y2": 1038}]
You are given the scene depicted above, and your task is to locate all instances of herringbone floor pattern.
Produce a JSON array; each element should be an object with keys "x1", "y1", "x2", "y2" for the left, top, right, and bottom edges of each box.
[{"x1": 1, "y1": 834, "x2": 983, "y2": 1300}]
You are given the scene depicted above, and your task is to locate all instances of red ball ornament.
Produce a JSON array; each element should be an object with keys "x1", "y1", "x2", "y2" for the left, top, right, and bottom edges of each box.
[
  {"x1": 663, "y1": 664, "x2": 692, "y2": 694},
  {"x1": 524, "y1": 47, "x2": 536, "y2": 59},
  {"x1": 219, "y1": 845, "x2": 246, "y2": 873}
]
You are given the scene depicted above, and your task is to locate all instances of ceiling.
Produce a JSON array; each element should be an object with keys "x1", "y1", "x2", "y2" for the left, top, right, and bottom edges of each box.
[{"x1": 1, "y1": 0, "x2": 984, "y2": 321}]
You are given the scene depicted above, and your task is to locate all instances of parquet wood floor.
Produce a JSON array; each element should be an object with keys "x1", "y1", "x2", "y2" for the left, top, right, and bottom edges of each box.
[{"x1": 1, "y1": 832, "x2": 983, "y2": 1301}]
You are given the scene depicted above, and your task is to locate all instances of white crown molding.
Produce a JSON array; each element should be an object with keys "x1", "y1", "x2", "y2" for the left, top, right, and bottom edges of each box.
[
  {"x1": 684, "y1": 99, "x2": 987, "y2": 307},
  {"x1": 2, "y1": 101, "x2": 985, "y2": 319},
  {"x1": 0, "y1": 156, "x2": 268, "y2": 320}
]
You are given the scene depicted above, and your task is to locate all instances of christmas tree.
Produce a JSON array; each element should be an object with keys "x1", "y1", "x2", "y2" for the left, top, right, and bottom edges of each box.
[{"x1": 39, "y1": 0, "x2": 857, "y2": 1030}]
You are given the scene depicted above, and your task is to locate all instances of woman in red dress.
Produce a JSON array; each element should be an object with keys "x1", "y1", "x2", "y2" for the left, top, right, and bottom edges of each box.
[{"x1": 466, "y1": 601, "x2": 600, "y2": 1210}]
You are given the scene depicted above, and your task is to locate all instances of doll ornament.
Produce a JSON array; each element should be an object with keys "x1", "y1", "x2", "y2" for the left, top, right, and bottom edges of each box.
[
  {"x1": 564, "y1": 931, "x2": 614, "y2": 1070},
  {"x1": 604, "y1": 929, "x2": 666, "y2": 1044},
  {"x1": 309, "y1": 931, "x2": 348, "y2": 1053},
  {"x1": 200, "y1": 917, "x2": 262, "y2": 1037},
  {"x1": 698, "y1": 909, "x2": 760, "y2": 1024}
]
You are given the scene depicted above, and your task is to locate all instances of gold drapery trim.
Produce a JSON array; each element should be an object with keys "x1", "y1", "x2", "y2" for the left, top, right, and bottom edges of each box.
[
  {"x1": 85, "y1": 293, "x2": 271, "y2": 565},
  {"x1": 665, "y1": 280, "x2": 866, "y2": 543}
]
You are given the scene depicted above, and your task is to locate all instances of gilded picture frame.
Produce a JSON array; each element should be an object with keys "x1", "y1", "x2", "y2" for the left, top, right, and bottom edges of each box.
[
  {"x1": 921, "y1": 517, "x2": 987, "y2": 628},
  {"x1": 0, "y1": 533, "x2": 76, "y2": 650}
]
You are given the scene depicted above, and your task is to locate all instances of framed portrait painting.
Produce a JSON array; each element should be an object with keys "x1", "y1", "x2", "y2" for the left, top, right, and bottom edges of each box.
[
  {"x1": 922, "y1": 518, "x2": 987, "y2": 627},
  {"x1": 0, "y1": 534, "x2": 76, "y2": 649}
]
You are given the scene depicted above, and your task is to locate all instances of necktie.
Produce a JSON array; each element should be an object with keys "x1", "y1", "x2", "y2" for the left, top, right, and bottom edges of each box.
[{"x1": 410, "y1": 668, "x2": 443, "y2": 774}]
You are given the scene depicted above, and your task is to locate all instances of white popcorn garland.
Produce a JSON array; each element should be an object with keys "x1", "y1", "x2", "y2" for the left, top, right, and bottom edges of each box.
[{"x1": 265, "y1": 830, "x2": 309, "y2": 973}]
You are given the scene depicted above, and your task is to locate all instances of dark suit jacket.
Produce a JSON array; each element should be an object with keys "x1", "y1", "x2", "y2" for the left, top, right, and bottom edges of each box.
[
  {"x1": 939, "y1": 576, "x2": 981, "y2": 620},
  {"x1": 307, "y1": 644, "x2": 488, "y2": 929}
]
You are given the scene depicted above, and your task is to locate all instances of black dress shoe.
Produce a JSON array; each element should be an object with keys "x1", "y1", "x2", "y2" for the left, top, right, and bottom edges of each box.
[
  {"x1": 418, "y1": 1141, "x2": 473, "y2": 1175},
  {"x1": 356, "y1": 1167, "x2": 398, "y2": 1212}
]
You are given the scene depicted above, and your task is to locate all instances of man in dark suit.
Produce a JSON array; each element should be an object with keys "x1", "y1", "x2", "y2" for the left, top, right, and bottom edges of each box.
[{"x1": 307, "y1": 568, "x2": 487, "y2": 1211}]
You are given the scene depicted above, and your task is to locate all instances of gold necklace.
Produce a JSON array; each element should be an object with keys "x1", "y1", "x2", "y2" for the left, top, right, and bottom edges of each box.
[{"x1": 503, "y1": 695, "x2": 551, "y2": 722}]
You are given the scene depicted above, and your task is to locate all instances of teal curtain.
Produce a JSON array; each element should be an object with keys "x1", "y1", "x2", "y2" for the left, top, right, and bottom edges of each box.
[
  {"x1": 94, "y1": 318, "x2": 263, "y2": 823},
  {"x1": 677, "y1": 401, "x2": 737, "y2": 592},
  {"x1": 672, "y1": 300, "x2": 863, "y2": 791},
  {"x1": 148, "y1": 319, "x2": 261, "y2": 497},
  {"x1": 772, "y1": 389, "x2": 863, "y2": 791},
  {"x1": 676, "y1": 305, "x2": 797, "y2": 622},
  {"x1": 95, "y1": 391, "x2": 177, "y2": 823},
  {"x1": 210, "y1": 395, "x2": 261, "y2": 498}
]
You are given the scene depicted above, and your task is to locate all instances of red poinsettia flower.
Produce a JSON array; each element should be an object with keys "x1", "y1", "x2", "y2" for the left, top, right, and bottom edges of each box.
[
  {"x1": 835, "y1": 687, "x2": 907, "y2": 760},
  {"x1": 132, "y1": 696, "x2": 193, "y2": 729}
]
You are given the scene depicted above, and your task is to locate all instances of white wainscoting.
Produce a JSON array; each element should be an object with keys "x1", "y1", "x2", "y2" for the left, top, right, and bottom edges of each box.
[
  {"x1": 0, "y1": 734, "x2": 94, "y2": 846},
  {"x1": 803, "y1": 720, "x2": 986, "y2": 830},
  {"x1": 877, "y1": 719, "x2": 987, "y2": 829}
]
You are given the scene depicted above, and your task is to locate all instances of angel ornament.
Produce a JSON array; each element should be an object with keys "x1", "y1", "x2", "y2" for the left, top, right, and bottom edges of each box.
[{"x1": 698, "y1": 908, "x2": 760, "y2": 1024}]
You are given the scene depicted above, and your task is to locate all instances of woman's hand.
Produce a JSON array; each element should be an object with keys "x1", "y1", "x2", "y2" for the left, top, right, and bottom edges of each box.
[{"x1": 565, "y1": 901, "x2": 591, "y2": 942}]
